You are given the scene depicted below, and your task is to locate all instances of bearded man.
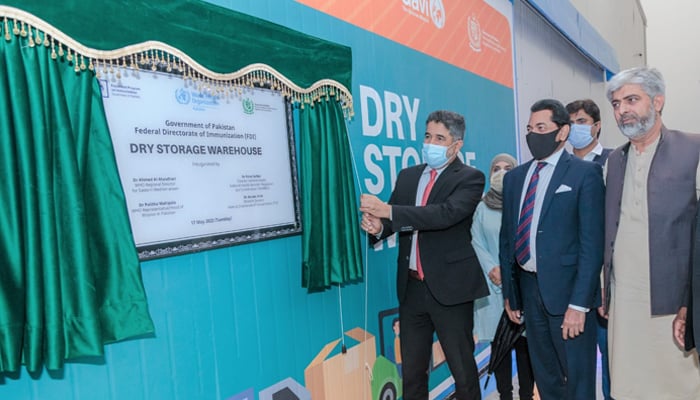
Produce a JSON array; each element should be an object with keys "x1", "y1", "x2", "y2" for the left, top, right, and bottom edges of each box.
[{"x1": 603, "y1": 66, "x2": 700, "y2": 400}]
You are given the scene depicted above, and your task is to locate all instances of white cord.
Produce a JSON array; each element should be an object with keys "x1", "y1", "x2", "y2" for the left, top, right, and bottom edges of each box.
[
  {"x1": 338, "y1": 283, "x2": 346, "y2": 353},
  {"x1": 342, "y1": 116, "x2": 373, "y2": 399},
  {"x1": 362, "y1": 233, "x2": 371, "y2": 400}
]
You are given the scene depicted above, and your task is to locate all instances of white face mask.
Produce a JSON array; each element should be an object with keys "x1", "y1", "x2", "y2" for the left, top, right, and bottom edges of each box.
[{"x1": 490, "y1": 170, "x2": 506, "y2": 193}]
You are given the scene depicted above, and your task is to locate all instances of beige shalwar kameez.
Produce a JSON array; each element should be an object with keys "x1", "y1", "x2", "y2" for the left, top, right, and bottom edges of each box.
[{"x1": 608, "y1": 138, "x2": 700, "y2": 400}]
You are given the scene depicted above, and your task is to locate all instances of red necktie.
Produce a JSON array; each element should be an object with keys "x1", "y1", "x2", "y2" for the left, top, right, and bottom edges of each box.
[{"x1": 416, "y1": 169, "x2": 437, "y2": 280}]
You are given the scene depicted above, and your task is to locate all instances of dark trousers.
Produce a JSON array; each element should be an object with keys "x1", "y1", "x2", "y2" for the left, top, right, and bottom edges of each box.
[
  {"x1": 597, "y1": 314, "x2": 613, "y2": 400},
  {"x1": 519, "y1": 271, "x2": 597, "y2": 400},
  {"x1": 400, "y1": 278, "x2": 481, "y2": 400},
  {"x1": 493, "y1": 335, "x2": 534, "y2": 400}
]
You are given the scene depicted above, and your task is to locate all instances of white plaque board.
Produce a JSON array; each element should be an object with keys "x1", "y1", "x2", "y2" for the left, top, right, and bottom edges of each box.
[{"x1": 101, "y1": 70, "x2": 301, "y2": 259}]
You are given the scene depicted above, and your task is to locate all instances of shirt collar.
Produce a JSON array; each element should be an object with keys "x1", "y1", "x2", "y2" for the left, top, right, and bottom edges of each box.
[
  {"x1": 424, "y1": 160, "x2": 450, "y2": 177},
  {"x1": 582, "y1": 142, "x2": 604, "y2": 161},
  {"x1": 536, "y1": 147, "x2": 564, "y2": 168}
]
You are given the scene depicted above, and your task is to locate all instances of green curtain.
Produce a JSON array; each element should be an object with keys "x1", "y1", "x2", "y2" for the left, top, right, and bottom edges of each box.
[
  {"x1": 2, "y1": 0, "x2": 361, "y2": 292},
  {"x1": 0, "y1": 25, "x2": 154, "y2": 373},
  {"x1": 3, "y1": 0, "x2": 351, "y2": 90},
  {"x1": 1, "y1": 0, "x2": 361, "y2": 363},
  {"x1": 300, "y1": 101, "x2": 363, "y2": 291}
]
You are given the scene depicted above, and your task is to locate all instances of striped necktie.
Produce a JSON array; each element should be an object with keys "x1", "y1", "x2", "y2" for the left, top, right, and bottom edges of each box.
[{"x1": 515, "y1": 162, "x2": 546, "y2": 265}]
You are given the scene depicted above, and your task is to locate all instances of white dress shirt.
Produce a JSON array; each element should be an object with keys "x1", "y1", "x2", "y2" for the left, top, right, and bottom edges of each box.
[
  {"x1": 582, "y1": 142, "x2": 604, "y2": 162},
  {"x1": 518, "y1": 149, "x2": 588, "y2": 312},
  {"x1": 518, "y1": 149, "x2": 563, "y2": 273},
  {"x1": 409, "y1": 164, "x2": 447, "y2": 271}
]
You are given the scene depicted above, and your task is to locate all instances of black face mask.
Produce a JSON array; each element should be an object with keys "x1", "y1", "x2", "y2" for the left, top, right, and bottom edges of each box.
[{"x1": 526, "y1": 128, "x2": 561, "y2": 160}]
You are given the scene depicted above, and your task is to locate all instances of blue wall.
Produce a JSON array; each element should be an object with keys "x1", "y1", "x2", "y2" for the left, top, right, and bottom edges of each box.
[{"x1": 0, "y1": 1, "x2": 516, "y2": 399}]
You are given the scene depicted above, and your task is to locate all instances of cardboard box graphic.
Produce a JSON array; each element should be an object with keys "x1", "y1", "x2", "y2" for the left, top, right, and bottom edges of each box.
[{"x1": 304, "y1": 327, "x2": 376, "y2": 400}]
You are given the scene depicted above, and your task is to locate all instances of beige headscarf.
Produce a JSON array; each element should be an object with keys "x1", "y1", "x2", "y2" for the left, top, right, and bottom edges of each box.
[{"x1": 483, "y1": 153, "x2": 517, "y2": 210}]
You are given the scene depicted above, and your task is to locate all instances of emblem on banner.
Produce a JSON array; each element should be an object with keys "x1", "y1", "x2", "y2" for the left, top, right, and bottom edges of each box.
[
  {"x1": 242, "y1": 98, "x2": 255, "y2": 114},
  {"x1": 430, "y1": 0, "x2": 445, "y2": 29},
  {"x1": 468, "y1": 15, "x2": 482, "y2": 52},
  {"x1": 175, "y1": 88, "x2": 191, "y2": 105}
]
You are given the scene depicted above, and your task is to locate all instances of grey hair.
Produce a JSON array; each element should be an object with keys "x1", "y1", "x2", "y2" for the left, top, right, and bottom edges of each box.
[
  {"x1": 605, "y1": 66, "x2": 665, "y2": 102},
  {"x1": 426, "y1": 110, "x2": 466, "y2": 141}
]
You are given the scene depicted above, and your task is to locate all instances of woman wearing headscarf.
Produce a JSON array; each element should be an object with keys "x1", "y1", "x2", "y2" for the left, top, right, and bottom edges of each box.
[{"x1": 472, "y1": 153, "x2": 534, "y2": 400}]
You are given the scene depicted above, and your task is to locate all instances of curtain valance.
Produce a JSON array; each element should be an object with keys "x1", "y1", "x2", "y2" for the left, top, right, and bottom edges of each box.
[{"x1": 0, "y1": 4, "x2": 353, "y2": 118}]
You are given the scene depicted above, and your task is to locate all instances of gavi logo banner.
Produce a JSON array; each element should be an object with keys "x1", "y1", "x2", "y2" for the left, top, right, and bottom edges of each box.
[{"x1": 296, "y1": 0, "x2": 513, "y2": 88}]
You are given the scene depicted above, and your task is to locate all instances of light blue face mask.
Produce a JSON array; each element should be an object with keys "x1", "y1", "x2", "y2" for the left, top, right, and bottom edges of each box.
[
  {"x1": 422, "y1": 143, "x2": 452, "y2": 169},
  {"x1": 568, "y1": 123, "x2": 595, "y2": 149}
]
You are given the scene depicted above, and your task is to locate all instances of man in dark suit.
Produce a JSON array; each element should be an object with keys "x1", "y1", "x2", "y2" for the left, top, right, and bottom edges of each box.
[
  {"x1": 499, "y1": 99, "x2": 604, "y2": 400},
  {"x1": 360, "y1": 110, "x2": 487, "y2": 400},
  {"x1": 677, "y1": 198, "x2": 700, "y2": 354},
  {"x1": 565, "y1": 98, "x2": 614, "y2": 400}
]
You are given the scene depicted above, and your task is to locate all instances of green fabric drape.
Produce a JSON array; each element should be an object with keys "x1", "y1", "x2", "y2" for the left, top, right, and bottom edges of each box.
[
  {"x1": 3, "y1": 0, "x2": 361, "y2": 291},
  {"x1": 300, "y1": 101, "x2": 362, "y2": 291},
  {"x1": 2, "y1": 0, "x2": 351, "y2": 91},
  {"x1": 0, "y1": 27, "x2": 154, "y2": 373},
  {"x1": 2, "y1": 0, "x2": 360, "y2": 346}
]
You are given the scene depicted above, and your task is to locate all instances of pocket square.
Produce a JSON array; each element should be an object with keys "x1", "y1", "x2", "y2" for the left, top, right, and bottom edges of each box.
[{"x1": 555, "y1": 184, "x2": 572, "y2": 193}]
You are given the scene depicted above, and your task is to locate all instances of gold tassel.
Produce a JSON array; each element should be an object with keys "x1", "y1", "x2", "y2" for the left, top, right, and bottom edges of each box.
[
  {"x1": 50, "y1": 37, "x2": 57, "y2": 59},
  {"x1": 27, "y1": 24, "x2": 34, "y2": 47},
  {"x1": 0, "y1": 10, "x2": 353, "y2": 119}
]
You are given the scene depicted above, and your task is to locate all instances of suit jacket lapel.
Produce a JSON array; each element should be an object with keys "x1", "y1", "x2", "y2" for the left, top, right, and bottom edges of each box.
[
  {"x1": 539, "y1": 151, "x2": 571, "y2": 223},
  {"x1": 510, "y1": 160, "x2": 531, "y2": 219},
  {"x1": 426, "y1": 158, "x2": 462, "y2": 203},
  {"x1": 408, "y1": 164, "x2": 428, "y2": 200}
]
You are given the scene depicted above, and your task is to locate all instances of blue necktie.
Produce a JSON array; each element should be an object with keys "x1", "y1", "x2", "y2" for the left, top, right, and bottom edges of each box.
[{"x1": 515, "y1": 162, "x2": 546, "y2": 265}]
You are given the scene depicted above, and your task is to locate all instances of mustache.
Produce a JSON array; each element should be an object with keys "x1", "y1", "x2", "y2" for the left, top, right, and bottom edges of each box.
[
  {"x1": 619, "y1": 112, "x2": 639, "y2": 121},
  {"x1": 618, "y1": 112, "x2": 648, "y2": 126}
]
